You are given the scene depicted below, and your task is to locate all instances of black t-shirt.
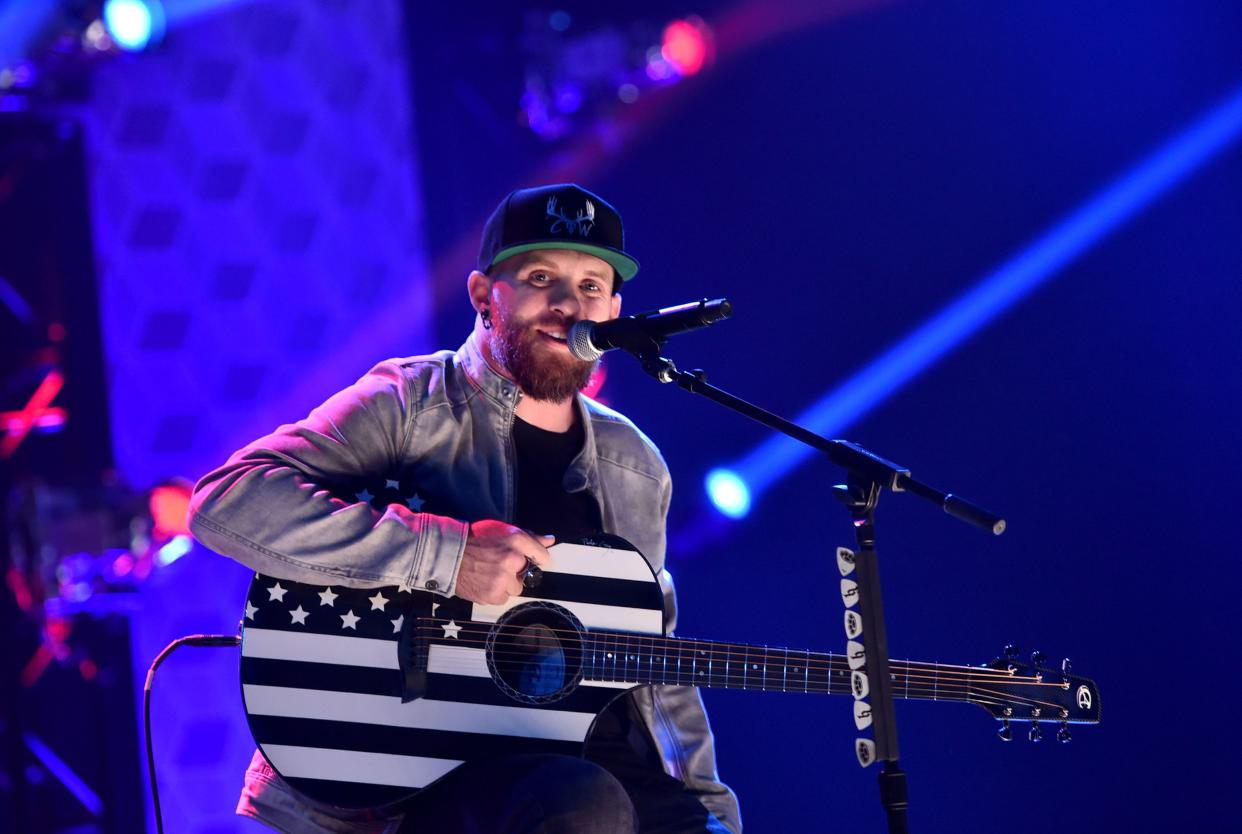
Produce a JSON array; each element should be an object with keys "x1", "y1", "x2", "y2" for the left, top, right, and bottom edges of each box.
[
  {"x1": 511, "y1": 415, "x2": 601, "y2": 540},
  {"x1": 510, "y1": 415, "x2": 662, "y2": 775},
  {"x1": 507, "y1": 415, "x2": 715, "y2": 827}
]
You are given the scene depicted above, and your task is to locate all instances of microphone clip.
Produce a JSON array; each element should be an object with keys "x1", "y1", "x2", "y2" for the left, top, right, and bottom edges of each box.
[{"x1": 640, "y1": 352, "x2": 678, "y2": 384}]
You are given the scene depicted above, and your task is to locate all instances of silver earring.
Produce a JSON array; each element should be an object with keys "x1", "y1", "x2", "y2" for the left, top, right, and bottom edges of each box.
[{"x1": 481, "y1": 308, "x2": 492, "y2": 330}]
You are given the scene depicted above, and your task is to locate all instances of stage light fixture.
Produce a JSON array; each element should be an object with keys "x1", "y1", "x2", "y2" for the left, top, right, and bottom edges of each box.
[
  {"x1": 706, "y1": 468, "x2": 751, "y2": 519},
  {"x1": 661, "y1": 18, "x2": 710, "y2": 77},
  {"x1": 102, "y1": 0, "x2": 165, "y2": 52}
]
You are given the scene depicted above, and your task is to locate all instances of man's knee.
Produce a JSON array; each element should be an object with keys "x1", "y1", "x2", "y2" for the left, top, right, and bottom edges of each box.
[{"x1": 527, "y1": 757, "x2": 636, "y2": 834}]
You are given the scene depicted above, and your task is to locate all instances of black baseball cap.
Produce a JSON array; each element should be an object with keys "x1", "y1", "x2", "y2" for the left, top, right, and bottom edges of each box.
[{"x1": 478, "y1": 184, "x2": 640, "y2": 282}]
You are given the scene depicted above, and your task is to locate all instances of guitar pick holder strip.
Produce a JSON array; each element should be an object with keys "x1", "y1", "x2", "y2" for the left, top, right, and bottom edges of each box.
[{"x1": 619, "y1": 337, "x2": 1005, "y2": 834}]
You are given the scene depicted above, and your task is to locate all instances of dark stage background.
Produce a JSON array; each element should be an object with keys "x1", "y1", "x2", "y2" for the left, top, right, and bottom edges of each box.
[{"x1": 2, "y1": 1, "x2": 1240, "y2": 831}]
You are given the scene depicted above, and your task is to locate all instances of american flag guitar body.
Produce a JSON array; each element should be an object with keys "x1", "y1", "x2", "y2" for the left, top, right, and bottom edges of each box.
[{"x1": 239, "y1": 536, "x2": 1101, "y2": 810}]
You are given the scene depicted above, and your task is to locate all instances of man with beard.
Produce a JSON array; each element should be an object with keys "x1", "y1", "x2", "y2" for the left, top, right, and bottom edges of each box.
[{"x1": 188, "y1": 184, "x2": 741, "y2": 834}]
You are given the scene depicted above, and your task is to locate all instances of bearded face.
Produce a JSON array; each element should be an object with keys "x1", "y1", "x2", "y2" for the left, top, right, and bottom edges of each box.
[{"x1": 490, "y1": 306, "x2": 596, "y2": 403}]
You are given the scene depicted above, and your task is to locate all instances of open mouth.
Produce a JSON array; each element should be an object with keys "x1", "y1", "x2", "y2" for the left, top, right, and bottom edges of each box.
[{"x1": 538, "y1": 330, "x2": 569, "y2": 346}]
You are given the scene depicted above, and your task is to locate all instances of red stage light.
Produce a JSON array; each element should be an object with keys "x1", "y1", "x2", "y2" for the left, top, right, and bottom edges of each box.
[
  {"x1": 662, "y1": 18, "x2": 710, "y2": 77},
  {"x1": 150, "y1": 482, "x2": 193, "y2": 538},
  {"x1": 0, "y1": 368, "x2": 65, "y2": 458}
]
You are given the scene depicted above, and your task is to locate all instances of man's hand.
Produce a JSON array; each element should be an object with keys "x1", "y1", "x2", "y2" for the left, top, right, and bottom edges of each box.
[{"x1": 455, "y1": 520, "x2": 554, "y2": 605}]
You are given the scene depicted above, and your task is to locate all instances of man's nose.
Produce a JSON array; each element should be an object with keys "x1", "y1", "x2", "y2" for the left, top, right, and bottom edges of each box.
[{"x1": 548, "y1": 284, "x2": 581, "y2": 318}]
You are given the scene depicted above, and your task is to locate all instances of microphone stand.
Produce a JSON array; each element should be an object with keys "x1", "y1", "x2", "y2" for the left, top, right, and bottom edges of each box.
[{"x1": 621, "y1": 341, "x2": 1005, "y2": 834}]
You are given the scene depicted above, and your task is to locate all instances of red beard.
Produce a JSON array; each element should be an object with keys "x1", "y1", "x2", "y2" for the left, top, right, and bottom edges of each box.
[{"x1": 491, "y1": 311, "x2": 596, "y2": 403}]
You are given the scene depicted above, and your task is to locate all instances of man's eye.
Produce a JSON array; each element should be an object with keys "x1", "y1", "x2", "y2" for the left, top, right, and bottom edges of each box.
[
  {"x1": 582, "y1": 281, "x2": 602, "y2": 293},
  {"x1": 529, "y1": 272, "x2": 550, "y2": 284}
]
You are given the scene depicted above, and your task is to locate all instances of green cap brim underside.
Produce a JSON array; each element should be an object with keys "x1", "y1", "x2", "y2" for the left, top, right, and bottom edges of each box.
[{"x1": 490, "y1": 241, "x2": 640, "y2": 281}]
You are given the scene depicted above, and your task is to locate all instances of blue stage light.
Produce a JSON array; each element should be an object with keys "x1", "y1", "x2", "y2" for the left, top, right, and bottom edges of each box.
[
  {"x1": 102, "y1": 0, "x2": 164, "y2": 52},
  {"x1": 706, "y1": 79, "x2": 1242, "y2": 517},
  {"x1": 157, "y1": 534, "x2": 193, "y2": 566},
  {"x1": 706, "y1": 468, "x2": 751, "y2": 518}
]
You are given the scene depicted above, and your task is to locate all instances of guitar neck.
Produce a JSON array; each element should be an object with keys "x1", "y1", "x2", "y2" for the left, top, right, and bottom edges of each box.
[{"x1": 584, "y1": 631, "x2": 976, "y2": 705}]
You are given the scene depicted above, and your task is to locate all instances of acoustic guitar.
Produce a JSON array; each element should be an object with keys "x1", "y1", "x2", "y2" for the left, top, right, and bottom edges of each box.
[{"x1": 238, "y1": 536, "x2": 1100, "y2": 809}]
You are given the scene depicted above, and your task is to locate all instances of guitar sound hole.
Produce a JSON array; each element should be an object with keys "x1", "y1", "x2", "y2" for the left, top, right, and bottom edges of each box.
[{"x1": 487, "y1": 603, "x2": 584, "y2": 705}]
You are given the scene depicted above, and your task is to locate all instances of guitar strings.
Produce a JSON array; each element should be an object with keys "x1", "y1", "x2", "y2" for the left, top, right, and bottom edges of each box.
[
  {"x1": 416, "y1": 637, "x2": 1065, "y2": 707},
  {"x1": 412, "y1": 619, "x2": 1047, "y2": 686},
  {"x1": 433, "y1": 655, "x2": 1064, "y2": 711},
  {"x1": 416, "y1": 632, "x2": 1048, "y2": 689},
  {"x1": 411, "y1": 656, "x2": 1049, "y2": 711}
]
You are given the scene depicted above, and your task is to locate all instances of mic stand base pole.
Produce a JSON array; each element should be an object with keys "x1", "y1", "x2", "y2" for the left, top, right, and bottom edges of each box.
[
  {"x1": 879, "y1": 763, "x2": 910, "y2": 834},
  {"x1": 837, "y1": 480, "x2": 910, "y2": 834}
]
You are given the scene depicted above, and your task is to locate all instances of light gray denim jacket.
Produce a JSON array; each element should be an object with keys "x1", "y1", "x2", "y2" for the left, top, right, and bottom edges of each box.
[{"x1": 188, "y1": 333, "x2": 742, "y2": 834}]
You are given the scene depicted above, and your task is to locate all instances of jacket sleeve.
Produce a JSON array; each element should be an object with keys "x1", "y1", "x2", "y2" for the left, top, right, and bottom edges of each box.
[{"x1": 187, "y1": 360, "x2": 468, "y2": 595}]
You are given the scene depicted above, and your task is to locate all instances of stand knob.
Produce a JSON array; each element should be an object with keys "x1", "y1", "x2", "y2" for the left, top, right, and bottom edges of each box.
[
  {"x1": 1003, "y1": 644, "x2": 1018, "y2": 660},
  {"x1": 1030, "y1": 650, "x2": 1046, "y2": 667},
  {"x1": 997, "y1": 719, "x2": 1012, "y2": 742},
  {"x1": 1029, "y1": 722, "x2": 1042, "y2": 743},
  {"x1": 1061, "y1": 657, "x2": 1073, "y2": 675},
  {"x1": 1058, "y1": 723, "x2": 1072, "y2": 744}
]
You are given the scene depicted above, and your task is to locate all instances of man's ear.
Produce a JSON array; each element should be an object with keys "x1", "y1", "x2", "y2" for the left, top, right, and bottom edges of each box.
[
  {"x1": 466, "y1": 270, "x2": 492, "y2": 314},
  {"x1": 609, "y1": 292, "x2": 622, "y2": 320}
]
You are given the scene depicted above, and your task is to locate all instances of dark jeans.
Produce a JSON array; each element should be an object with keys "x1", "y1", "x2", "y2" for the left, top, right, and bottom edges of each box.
[{"x1": 396, "y1": 754, "x2": 720, "y2": 834}]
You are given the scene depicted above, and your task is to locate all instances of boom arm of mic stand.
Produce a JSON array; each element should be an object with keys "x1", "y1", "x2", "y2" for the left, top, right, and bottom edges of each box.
[{"x1": 650, "y1": 361, "x2": 1006, "y2": 534}]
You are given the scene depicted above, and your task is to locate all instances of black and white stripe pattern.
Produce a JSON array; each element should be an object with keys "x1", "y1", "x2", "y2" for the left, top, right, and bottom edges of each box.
[{"x1": 240, "y1": 539, "x2": 665, "y2": 809}]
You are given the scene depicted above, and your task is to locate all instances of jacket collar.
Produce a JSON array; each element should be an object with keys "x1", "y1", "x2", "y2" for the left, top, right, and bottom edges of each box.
[{"x1": 457, "y1": 331, "x2": 519, "y2": 407}]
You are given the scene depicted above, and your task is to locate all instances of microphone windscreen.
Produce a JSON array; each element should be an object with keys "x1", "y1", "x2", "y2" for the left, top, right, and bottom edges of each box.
[{"x1": 568, "y1": 320, "x2": 603, "y2": 361}]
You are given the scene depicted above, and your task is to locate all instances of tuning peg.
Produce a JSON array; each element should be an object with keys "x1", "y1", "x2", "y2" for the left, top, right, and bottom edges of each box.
[
  {"x1": 1028, "y1": 721, "x2": 1042, "y2": 743},
  {"x1": 1003, "y1": 644, "x2": 1018, "y2": 660},
  {"x1": 1057, "y1": 722, "x2": 1072, "y2": 744},
  {"x1": 1061, "y1": 657, "x2": 1073, "y2": 675},
  {"x1": 997, "y1": 718, "x2": 1012, "y2": 742},
  {"x1": 1030, "y1": 650, "x2": 1046, "y2": 667}
]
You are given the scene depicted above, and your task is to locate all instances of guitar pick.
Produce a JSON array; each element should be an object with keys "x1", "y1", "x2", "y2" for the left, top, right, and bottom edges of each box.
[
  {"x1": 855, "y1": 738, "x2": 876, "y2": 768},
  {"x1": 840, "y1": 578, "x2": 859, "y2": 608},
  {"x1": 836, "y1": 547, "x2": 857, "y2": 577},
  {"x1": 851, "y1": 670, "x2": 869, "y2": 700},
  {"x1": 844, "y1": 610, "x2": 863, "y2": 639},
  {"x1": 847, "y1": 640, "x2": 866, "y2": 670},
  {"x1": 854, "y1": 700, "x2": 873, "y2": 730}
]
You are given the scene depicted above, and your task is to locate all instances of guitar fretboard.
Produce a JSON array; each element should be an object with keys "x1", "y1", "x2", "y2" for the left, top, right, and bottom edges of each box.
[{"x1": 582, "y1": 631, "x2": 976, "y2": 705}]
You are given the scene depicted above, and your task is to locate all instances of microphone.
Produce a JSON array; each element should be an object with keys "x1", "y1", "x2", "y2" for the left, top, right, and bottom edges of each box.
[{"x1": 568, "y1": 298, "x2": 733, "y2": 361}]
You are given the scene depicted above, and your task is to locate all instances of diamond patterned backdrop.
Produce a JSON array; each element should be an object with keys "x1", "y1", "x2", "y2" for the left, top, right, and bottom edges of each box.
[
  {"x1": 77, "y1": 2, "x2": 430, "y2": 830},
  {"x1": 84, "y1": 0, "x2": 431, "y2": 493}
]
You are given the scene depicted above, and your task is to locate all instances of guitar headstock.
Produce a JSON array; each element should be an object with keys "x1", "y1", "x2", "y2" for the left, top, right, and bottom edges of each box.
[{"x1": 972, "y1": 646, "x2": 1100, "y2": 742}]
